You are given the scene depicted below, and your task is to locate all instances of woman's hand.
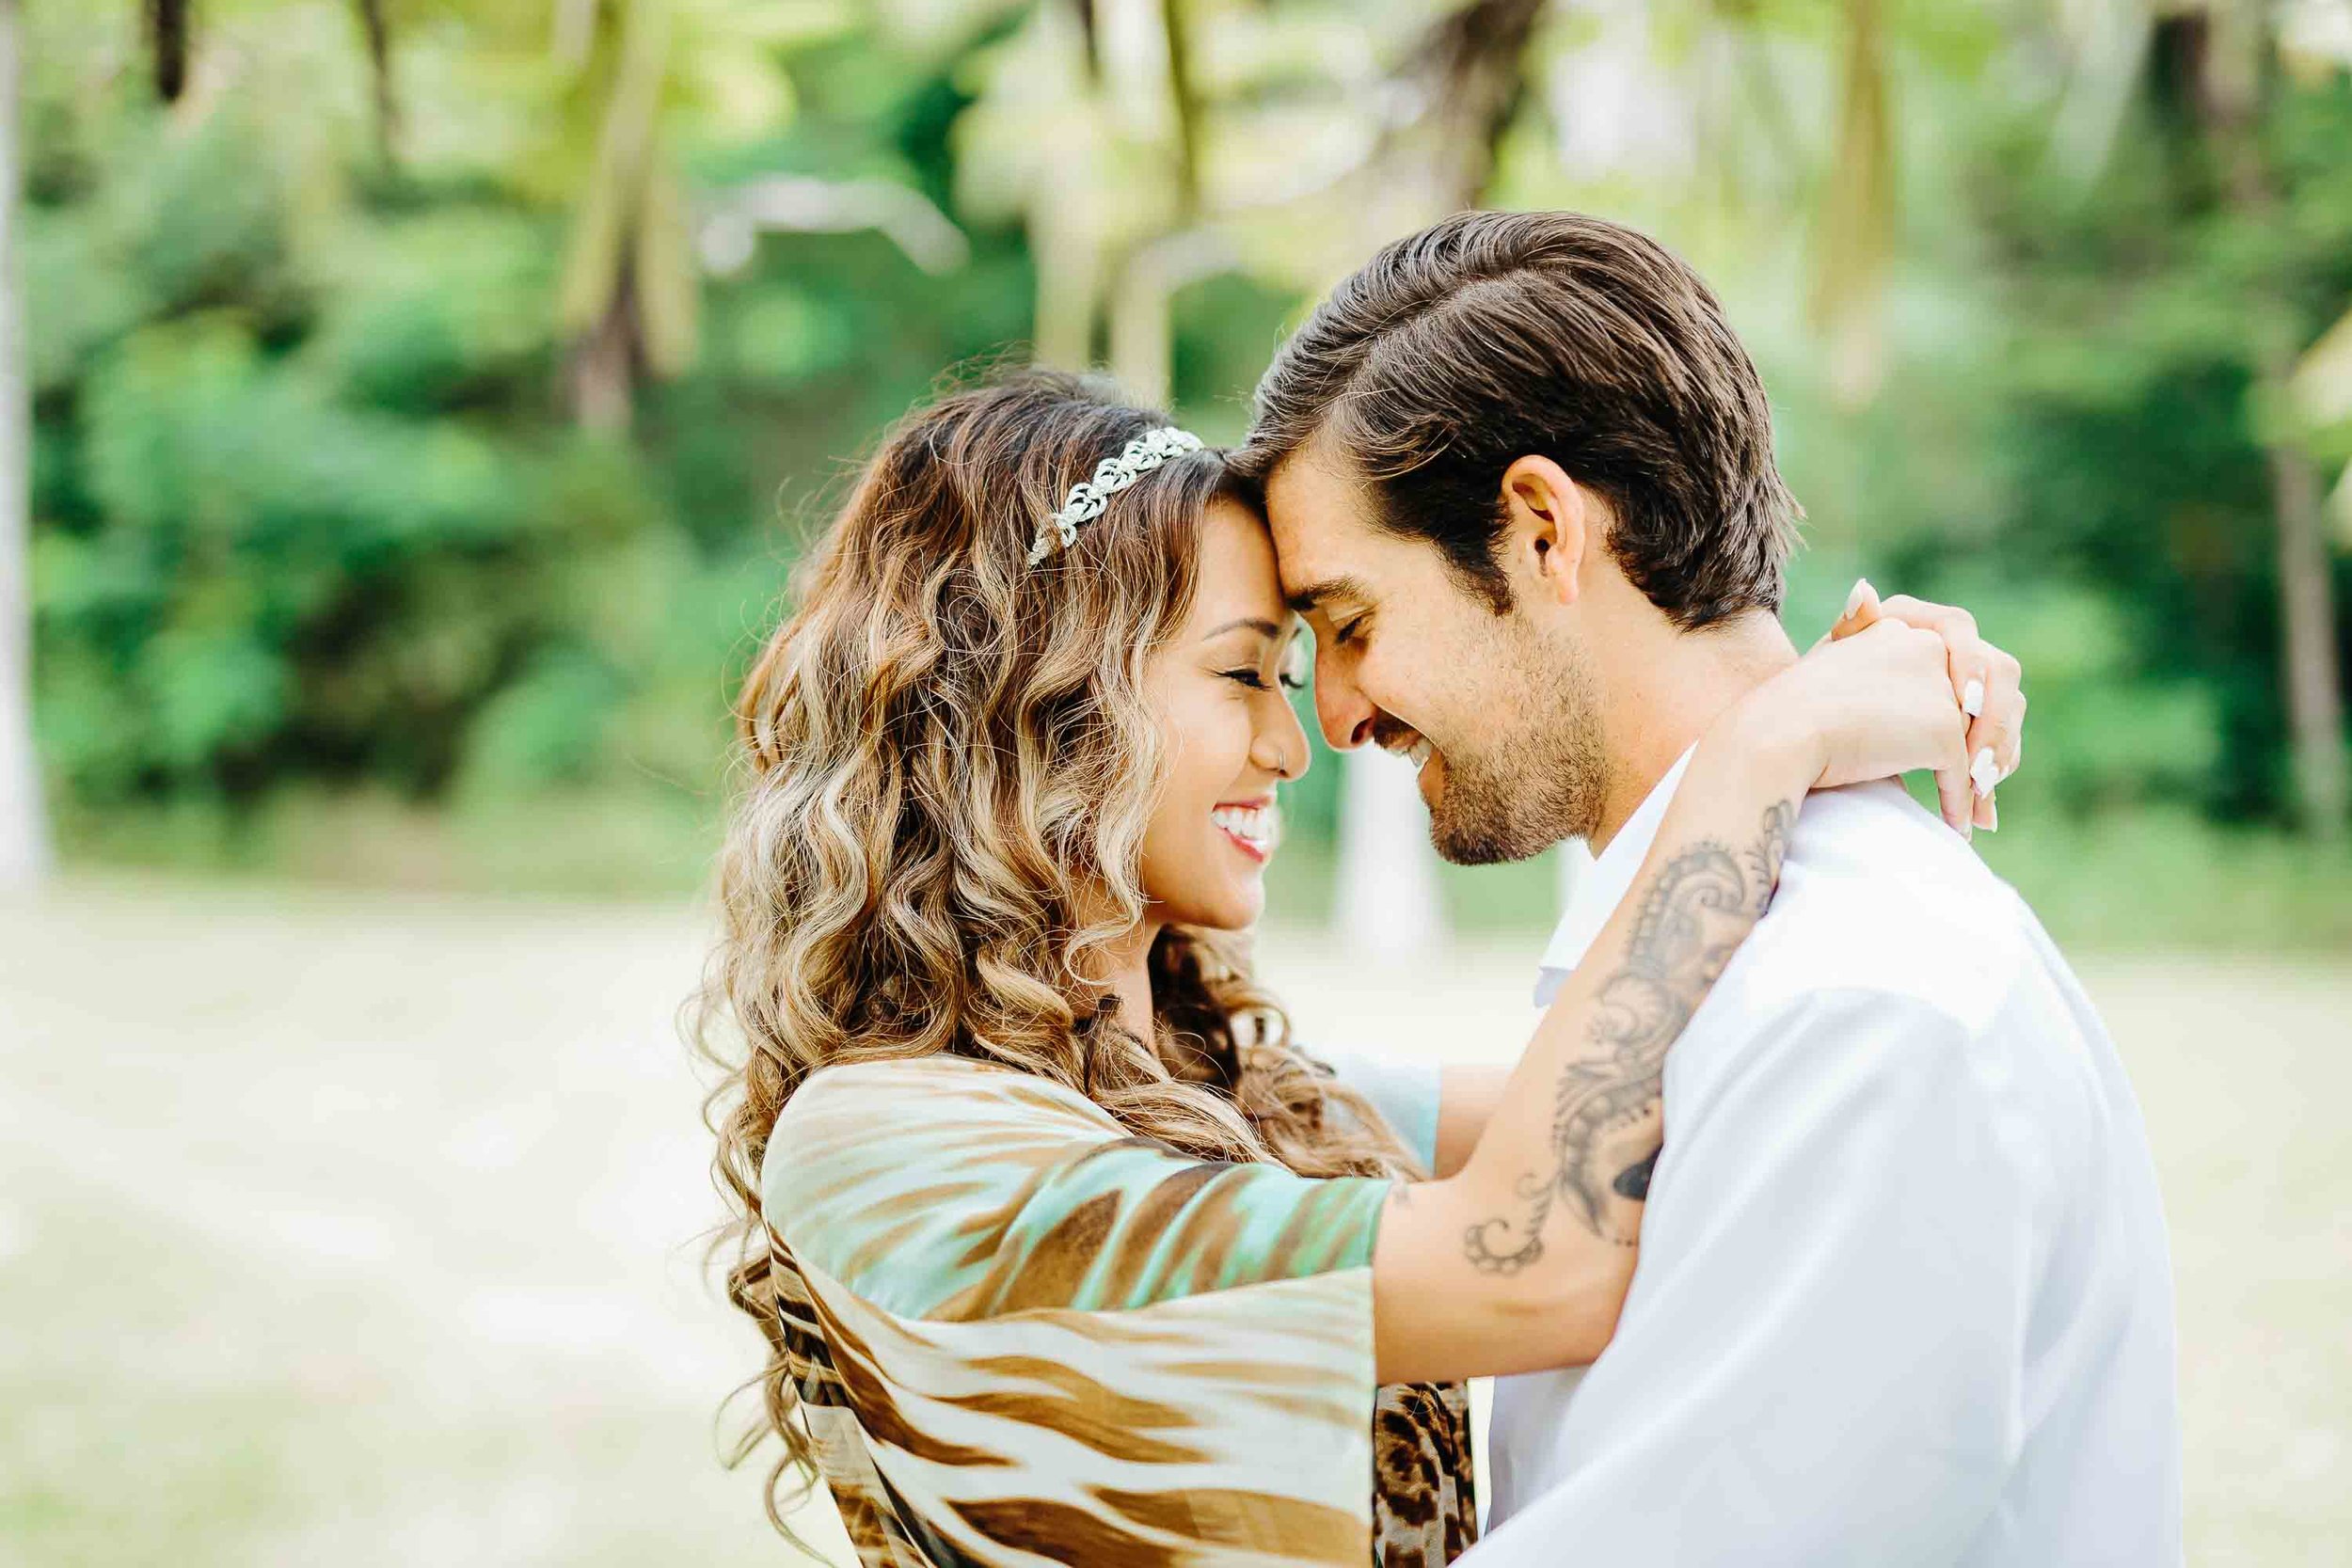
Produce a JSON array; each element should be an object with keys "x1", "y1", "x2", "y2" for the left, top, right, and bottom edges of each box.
[
  {"x1": 1806, "y1": 579, "x2": 2027, "y2": 838},
  {"x1": 1746, "y1": 587, "x2": 2021, "y2": 842}
]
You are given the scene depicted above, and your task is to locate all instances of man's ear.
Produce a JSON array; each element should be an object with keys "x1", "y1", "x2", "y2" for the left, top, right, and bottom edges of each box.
[{"x1": 1499, "y1": 455, "x2": 1590, "y2": 609}]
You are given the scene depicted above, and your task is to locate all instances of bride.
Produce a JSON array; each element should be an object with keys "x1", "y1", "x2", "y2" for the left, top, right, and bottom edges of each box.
[{"x1": 694, "y1": 370, "x2": 2026, "y2": 1566}]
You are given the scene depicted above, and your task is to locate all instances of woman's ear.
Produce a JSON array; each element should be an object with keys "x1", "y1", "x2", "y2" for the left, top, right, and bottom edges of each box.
[{"x1": 1499, "y1": 455, "x2": 1590, "y2": 609}]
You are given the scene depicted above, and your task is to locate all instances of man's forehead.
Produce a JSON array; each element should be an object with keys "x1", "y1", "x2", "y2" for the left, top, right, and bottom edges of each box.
[{"x1": 1263, "y1": 451, "x2": 1377, "y2": 603}]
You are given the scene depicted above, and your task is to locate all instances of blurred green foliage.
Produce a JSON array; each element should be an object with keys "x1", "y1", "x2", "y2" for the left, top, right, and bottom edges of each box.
[
  {"x1": 1828, "y1": 69, "x2": 2352, "y2": 823},
  {"x1": 17, "y1": 1, "x2": 2352, "y2": 926},
  {"x1": 24, "y1": 7, "x2": 1033, "y2": 848}
]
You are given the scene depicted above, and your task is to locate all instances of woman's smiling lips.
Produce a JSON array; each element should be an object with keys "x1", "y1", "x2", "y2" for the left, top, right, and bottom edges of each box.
[{"x1": 1211, "y1": 796, "x2": 1278, "y2": 862}]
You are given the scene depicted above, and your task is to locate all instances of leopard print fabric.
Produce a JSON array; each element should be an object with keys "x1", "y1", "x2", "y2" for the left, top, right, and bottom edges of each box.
[{"x1": 1373, "y1": 1381, "x2": 1478, "y2": 1565}]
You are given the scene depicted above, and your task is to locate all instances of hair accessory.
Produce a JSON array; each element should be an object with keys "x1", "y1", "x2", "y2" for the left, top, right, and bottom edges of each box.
[{"x1": 1026, "y1": 425, "x2": 1205, "y2": 566}]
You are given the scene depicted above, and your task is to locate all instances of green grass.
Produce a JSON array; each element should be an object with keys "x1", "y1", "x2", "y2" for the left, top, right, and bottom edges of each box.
[
  {"x1": 1971, "y1": 806, "x2": 2352, "y2": 952},
  {"x1": 50, "y1": 785, "x2": 2352, "y2": 951},
  {"x1": 52, "y1": 784, "x2": 724, "y2": 900},
  {"x1": 1268, "y1": 800, "x2": 2352, "y2": 952},
  {"x1": 5, "y1": 887, "x2": 2345, "y2": 1565}
]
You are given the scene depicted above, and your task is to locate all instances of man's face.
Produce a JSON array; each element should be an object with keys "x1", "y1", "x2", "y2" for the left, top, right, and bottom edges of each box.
[{"x1": 1263, "y1": 445, "x2": 1605, "y2": 863}]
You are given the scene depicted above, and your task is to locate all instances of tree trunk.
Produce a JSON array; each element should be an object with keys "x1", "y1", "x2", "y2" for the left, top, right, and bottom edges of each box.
[
  {"x1": 352, "y1": 0, "x2": 400, "y2": 167},
  {"x1": 1421, "y1": 0, "x2": 1547, "y2": 213},
  {"x1": 567, "y1": 288, "x2": 637, "y2": 436},
  {"x1": 0, "y1": 0, "x2": 48, "y2": 888},
  {"x1": 1813, "y1": 0, "x2": 1893, "y2": 408},
  {"x1": 145, "y1": 0, "x2": 190, "y2": 102},
  {"x1": 2265, "y1": 418, "x2": 2349, "y2": 837}
]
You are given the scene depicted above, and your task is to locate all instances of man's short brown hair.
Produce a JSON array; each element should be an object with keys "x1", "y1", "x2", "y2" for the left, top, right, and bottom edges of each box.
[{"x1": 1235, "y1": 211, "x2": 1801, "y2": 627}]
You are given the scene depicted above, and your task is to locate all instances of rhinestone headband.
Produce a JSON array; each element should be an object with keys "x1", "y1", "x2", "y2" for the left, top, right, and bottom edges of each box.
[{"x1": 1025, "y1": 425, "x2": 1205, "y2": 567}]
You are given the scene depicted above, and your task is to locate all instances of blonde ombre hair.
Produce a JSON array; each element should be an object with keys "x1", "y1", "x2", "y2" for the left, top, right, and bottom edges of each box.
[{"x1": 692, "y1": 370, "x2": 1417, "y2": 1538}]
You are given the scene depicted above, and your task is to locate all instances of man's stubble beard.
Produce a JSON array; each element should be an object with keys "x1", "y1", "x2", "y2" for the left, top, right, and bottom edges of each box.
[{"x1": 1426, "y1": 618, "x2": 1605, "y2": 866}]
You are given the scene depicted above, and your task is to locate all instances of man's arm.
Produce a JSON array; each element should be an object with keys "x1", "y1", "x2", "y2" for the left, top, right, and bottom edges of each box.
[{"x1": 1470, "y1": 986, "x2": 2037, "y2": 1566}]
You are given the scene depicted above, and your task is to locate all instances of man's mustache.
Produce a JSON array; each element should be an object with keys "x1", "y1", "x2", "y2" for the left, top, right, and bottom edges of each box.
[{"x1": 1368, "y1": 713, "x2": 1422, "y2": 752}]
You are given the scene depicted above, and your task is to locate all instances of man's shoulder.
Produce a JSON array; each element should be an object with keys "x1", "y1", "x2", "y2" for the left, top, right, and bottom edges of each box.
[
  {"x1": 1670, "y1": 784, "x2": 2104, "y2": 1194},
  {"x1": 1726, "y1": 779, "x2": 2045, "y2": 1037}
]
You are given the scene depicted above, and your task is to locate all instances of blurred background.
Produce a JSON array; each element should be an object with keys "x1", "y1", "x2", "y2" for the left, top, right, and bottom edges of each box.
[{"x1": 2, "y1": 0, "x2": 2347, "y2": 1563}]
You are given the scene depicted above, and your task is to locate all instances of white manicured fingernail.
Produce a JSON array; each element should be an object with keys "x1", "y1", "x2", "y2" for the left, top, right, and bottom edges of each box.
[
  {"x1": 1963, "y1": 678, "x2": 1985, "y2": 718},
  {"x1": 1843, "y1": 578, "x2": 1874, "y2": 618},
  {"x1": 1971, "y1": 748, "x2": 2001, "y2": 798}
]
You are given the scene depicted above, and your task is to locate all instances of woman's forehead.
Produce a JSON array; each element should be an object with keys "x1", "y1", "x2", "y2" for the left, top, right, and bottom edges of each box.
[{"x1": 1191, "y1": 498, "x2": 1293, "y2": 631}]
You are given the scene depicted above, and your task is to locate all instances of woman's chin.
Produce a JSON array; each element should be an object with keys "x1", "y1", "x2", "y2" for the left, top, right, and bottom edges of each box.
[{"x1": 1167, "y1": 879, "x2": 1265, "y2": 932}]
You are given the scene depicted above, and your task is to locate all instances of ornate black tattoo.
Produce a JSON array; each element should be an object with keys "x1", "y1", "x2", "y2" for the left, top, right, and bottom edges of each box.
[{"x1": 1464, "y1": 800, "x2": 1796, "y2": 1273}]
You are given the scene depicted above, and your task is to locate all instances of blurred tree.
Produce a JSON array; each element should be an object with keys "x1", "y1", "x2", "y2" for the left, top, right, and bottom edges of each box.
[
  {"x1": 2170, "y1": 0, "x2": 2348, "y2": 837},
  {"x1": 1403, "y1": 0, "x2": 1547, "y2": 211},
  {"x1": 2014, "y1": 0, "x2": 2348, "y2": 836},
  {"x1": 12, "y1": 0, "x2": 2350, "y2": 888},
  {"x1": 437, "y1": 0, "x2": 841, "y2": 433},
  {"x1": 553, "y1": 0, "x2": 702, "y2": 432},
  {"x1": 16, "y1": 0, "x2": 1025, "y2": 841}
]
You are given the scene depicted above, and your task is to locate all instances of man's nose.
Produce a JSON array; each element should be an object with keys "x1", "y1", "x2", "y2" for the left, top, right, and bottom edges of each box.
[{"x1": 1313, "y1": 656, "x2": 1378, "y2": 752}]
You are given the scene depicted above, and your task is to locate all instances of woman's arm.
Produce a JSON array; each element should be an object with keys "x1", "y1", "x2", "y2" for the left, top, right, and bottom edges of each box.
[{"x1": 1369, "y1": 620, "x2": 1973, "y2": 1383}]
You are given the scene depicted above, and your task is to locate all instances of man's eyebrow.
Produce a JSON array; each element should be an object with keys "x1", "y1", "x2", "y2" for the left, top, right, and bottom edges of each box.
[
  {"x1": 1200, "y1": 617, "x2": 1282, "y2": 641},
  {"x1": 1283, "y1": 576, "x2": 1370, "y2": 616}
]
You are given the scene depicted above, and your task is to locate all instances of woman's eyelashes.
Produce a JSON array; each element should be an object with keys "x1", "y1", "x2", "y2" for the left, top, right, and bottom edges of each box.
[
  {"x1": 1218, "y1": 631, "x2": 1309, "y2": 693},
  {"x1": 1221, "y1": 660, "x2": 1307, "y2": 694}
]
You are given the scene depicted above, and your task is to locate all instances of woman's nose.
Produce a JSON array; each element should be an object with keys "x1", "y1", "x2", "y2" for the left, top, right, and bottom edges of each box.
[{"x1": 1253, "y1": 698, "x2": 1311, "y2": 782}]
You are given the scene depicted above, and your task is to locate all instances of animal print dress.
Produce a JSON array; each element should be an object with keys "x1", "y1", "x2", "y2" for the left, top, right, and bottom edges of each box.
[{"x1": 762, "y1": 1055, "x2": 1477, "y2": 1566}]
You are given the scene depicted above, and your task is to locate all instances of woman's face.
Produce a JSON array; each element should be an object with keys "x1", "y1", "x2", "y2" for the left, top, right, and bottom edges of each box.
[{"x1": 1137, "y1": 497, "x2": 1312, "y2": 931}]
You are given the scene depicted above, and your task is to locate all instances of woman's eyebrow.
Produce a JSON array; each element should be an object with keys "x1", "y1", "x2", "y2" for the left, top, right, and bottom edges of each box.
[{"x1": 1200, "y1": 617, "x2": 1282, "y2": 641}]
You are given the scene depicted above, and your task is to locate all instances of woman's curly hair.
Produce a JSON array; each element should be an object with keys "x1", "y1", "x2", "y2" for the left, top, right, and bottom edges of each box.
[{"x1": 690, "y1": 370, "x2": 1418, "y2": 1541}]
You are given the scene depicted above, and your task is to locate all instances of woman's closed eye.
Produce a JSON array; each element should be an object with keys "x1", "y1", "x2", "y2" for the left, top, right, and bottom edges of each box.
[
  {"x1": 1220, "y1": 633, "x2": 1310, "y2": 693},
  {"x1": 1222, "y1": 666, "x2": 1295, "y2": 693}
]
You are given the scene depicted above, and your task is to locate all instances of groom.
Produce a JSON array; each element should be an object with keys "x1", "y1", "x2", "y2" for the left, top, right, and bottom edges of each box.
[{"x1": 1235, "y1": 212, "x2": 2182, "y2": 1564}]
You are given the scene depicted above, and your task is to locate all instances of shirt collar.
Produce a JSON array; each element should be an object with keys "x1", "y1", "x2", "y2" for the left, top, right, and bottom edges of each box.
[{"x1": 1533, "y1": 743, "x2": 1699, "y2": 1006}]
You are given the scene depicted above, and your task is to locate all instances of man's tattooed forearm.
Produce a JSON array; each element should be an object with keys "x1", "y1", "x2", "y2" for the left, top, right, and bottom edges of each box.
[{"x1": 1464, "y1": 800, "x2": 1796, "y2": 1273}]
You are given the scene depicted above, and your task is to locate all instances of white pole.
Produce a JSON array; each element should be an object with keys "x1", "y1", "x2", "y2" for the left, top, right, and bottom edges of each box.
[
  {"x1": 1333, "y1": 749, "x2": 1446, "y2": 958},
  {"x1": 0, "y1": 0, "x2": 47, "y2": 892}
]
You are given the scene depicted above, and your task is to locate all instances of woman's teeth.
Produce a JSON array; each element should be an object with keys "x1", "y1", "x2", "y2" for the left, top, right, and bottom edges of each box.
[{"x1": 1211, "y1": 803, "x2": 1275, "y2": 853}]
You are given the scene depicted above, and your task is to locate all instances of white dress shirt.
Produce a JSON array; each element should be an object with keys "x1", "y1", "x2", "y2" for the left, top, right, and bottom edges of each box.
[{"x1": 1475, "y1": 750, "x2": 2182, "y2": 1566}]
